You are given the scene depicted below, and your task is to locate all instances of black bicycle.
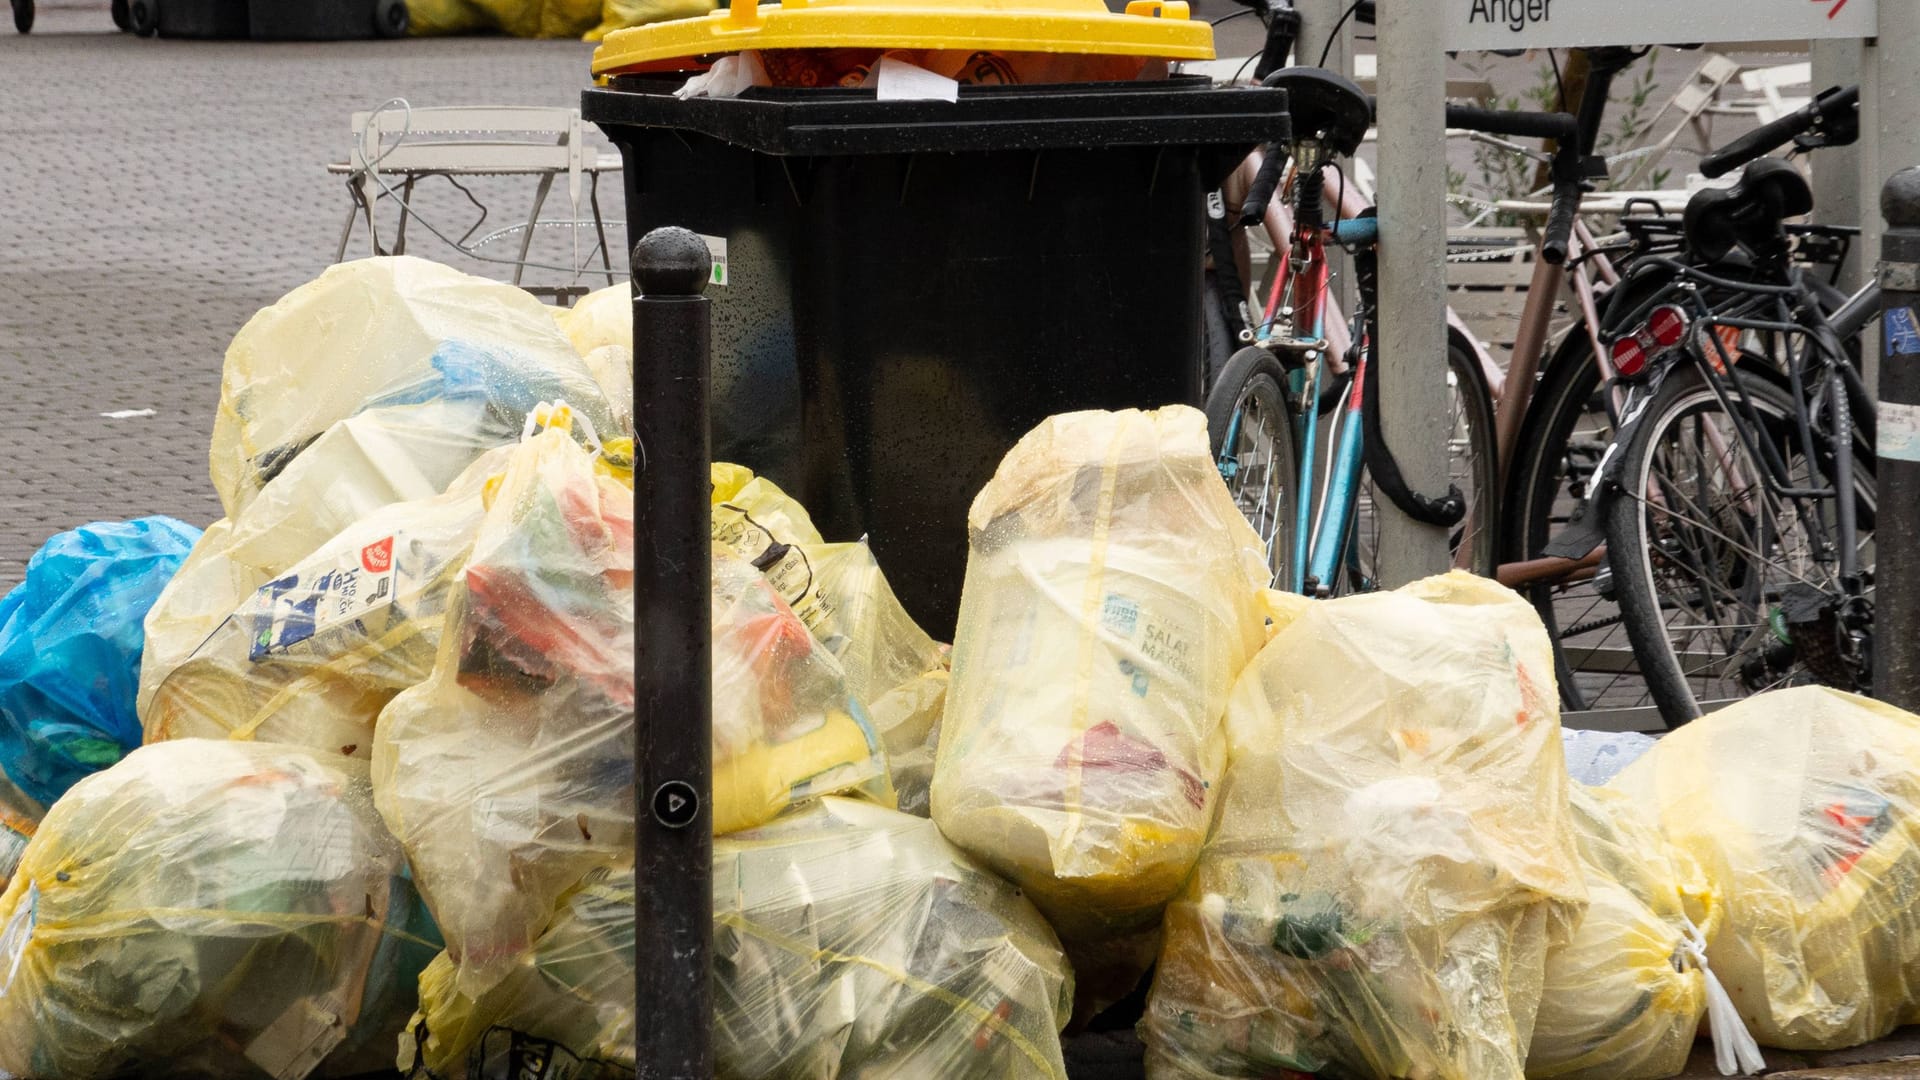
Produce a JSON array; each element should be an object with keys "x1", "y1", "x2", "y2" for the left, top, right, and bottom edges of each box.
[{"x1": 1535, "y1": 86, "x2": 1877, "y2": 725}]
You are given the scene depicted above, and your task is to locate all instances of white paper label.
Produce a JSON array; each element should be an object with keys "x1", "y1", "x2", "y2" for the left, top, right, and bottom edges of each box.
[
  {"x1": 1879, "y1": 400, "x2": 1920, "y2": 464},
  {"x1": 1442, "y1": 0, "x2": 1876, "y2": 51},
  {"x1": 701, "y1": 234, "x2": 729, "y2": 288}
]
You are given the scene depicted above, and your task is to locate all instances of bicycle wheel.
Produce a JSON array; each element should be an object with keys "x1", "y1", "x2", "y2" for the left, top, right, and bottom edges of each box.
[
  {"x1": 1206, "y1": 346, "x2": 1298, "y2": 586},
  {"x1": 1604, "y1": 364, "x2": 1875, "y2": 726},
  {"x1": 1336, "y1": 333, "x2": 1497, "y2": 593},
  {"x1": 1503, "y1": 327, "x2": 1649, "y2": 713}
]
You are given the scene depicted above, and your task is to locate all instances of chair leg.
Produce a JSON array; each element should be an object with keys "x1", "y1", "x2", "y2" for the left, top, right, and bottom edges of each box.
[
  {"x1": 591, "y1": 174, "x2": 616, "y2": 286},
  {"x1": 515, "y1": 173, "x2": 555, "y2": 287},
  {"x1": 336, "y1": 201, "x2": 357, "y2": 264},
  {"x1": 393, "y1": 175, "x2": 417, "y2": 256}
]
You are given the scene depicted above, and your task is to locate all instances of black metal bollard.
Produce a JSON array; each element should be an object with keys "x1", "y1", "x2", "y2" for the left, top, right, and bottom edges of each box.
[
  {"x1": 1877, "y1": 170, "x2": 1920, "y2": 710},
  {"x1": 632, "y1": 226, "x2": 714, "y2": 1079}
]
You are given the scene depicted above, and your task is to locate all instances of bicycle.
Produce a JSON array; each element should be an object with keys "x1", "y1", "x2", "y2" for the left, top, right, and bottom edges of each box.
[{"x1": 1519, "y1": 87, "x2": 1876, "y2": 726}]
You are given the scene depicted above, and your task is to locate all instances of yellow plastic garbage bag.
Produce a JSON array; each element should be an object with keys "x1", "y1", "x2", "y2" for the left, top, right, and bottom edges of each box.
[
  {"x1": 586, "y1": 0, "x2": 713, "y2": 41},
  {"x1": 1527, "y1": 783, "x2": 1721, "y2": 1080},
  {"x1": 0, "y1": 740, "x2": 441, "y2": 1080},
  {"x1": 142, "y1": 447, "x2": 507, "y2": 758},
  {"x1": 1610, "y1": 686, "x2": 1920, "y2": 1051},
  {"x1": 1143, "y1": 572, "x2": 1586, "y2": 1080},
  {"x1": 373, "y1": 421, "x2": 638, "y2": 999},
  {"x1": 931, "y1": 406, "x2": 1269, "y2": 945},
  {"x1": 212, "y1": 256, "x2": 609, "y2": 520},
  {"x1": 400, "y1": 867, "x2": 636, "y2": 1079},
  {"x1": 552, "y1": 286, "x2": 633, "y2": 432},
  {"x1": 714, "y1": 797, "x2": 1072, "y2": 1079},
  {"x1": 408, "y1": 0, "x2": 598, "y2": 37},
  {"x1": 402, "y1": 798, "x2": 1070, "y2": 1079}
]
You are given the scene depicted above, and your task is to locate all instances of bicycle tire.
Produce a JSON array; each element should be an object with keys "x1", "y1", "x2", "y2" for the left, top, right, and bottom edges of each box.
[
  {"x1": 1206, "y1": 345, "x2": 1298, "y2": 585},
  {"x1": 12, "y1": 0, "x2": 32, "y2": 34},
  {"x1": 1604, "y1": 364, "x2": 1874, "y2": 727}
]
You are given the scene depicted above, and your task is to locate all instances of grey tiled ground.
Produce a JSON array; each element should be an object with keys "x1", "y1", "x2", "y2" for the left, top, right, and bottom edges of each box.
[{"x1": 0, "y1": 1, "x2": 623, "y2": 587}]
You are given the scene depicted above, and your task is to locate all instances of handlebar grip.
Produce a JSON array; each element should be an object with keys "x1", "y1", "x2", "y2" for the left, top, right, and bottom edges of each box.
[
  {"x1": 1541, "y1": 179, "x2": 1580, "y2": 265},
  {"x1": 1239, "y1": 147, "x2": 1287, "y2": 228},
  {"x1": 1443, "y1": 104, "x2": 1578, "y2": 142},
  {"x1": 1699, "y1": 108, "x2": 1814, "y2": 178}
]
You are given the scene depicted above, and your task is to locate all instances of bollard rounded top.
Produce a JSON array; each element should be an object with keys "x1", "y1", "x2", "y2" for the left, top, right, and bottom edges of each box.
[
  {"x1": 632, "y1": 226, "x2": 712, "y2": 297},
  {"x1": 1884, "y1": 168, "x2": 1920, "y2": 229}
]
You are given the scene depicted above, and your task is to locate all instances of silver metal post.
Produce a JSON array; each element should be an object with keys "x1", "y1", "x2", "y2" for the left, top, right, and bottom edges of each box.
[{"x1": 1371, "y1": 0, "x2": 1451, "y2": 584}]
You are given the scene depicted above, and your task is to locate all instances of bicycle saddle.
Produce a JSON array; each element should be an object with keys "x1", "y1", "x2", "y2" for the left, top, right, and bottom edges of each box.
[
  {"x1": 1683, "y1": 157, "x2": 1813, "y2": 264},
  {"x1": 1260, "y1": 67, "x2": 1373, "y2": 158}
]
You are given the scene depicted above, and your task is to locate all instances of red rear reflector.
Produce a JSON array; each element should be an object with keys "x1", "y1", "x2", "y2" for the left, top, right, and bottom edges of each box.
[
  {"x1": 1611, "y1": 335, "x2": 1647, "y2": 377},
  {"x1": 1647, "y1": 305, "x2": 1689, "y2": 348}
]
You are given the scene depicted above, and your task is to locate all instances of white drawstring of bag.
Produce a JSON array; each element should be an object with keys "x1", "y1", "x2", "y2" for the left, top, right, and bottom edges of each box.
[{"x1": 1678, "y1": 914, "x2": 1767, "y2": 1076}]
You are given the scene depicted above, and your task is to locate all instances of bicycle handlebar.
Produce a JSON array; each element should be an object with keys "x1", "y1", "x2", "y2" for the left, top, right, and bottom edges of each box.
[
  {"x1": 1699, "y1": 85, "x2": 1858, "y2": 178},
  {"x1": 1445, "y1": 105, "x2": 1584, "y2": 264}
]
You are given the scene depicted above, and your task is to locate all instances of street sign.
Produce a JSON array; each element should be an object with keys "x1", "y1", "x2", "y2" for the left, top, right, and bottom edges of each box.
[{"x1": 1444, "y1": 0, "x2": 1877, "y2": 51}]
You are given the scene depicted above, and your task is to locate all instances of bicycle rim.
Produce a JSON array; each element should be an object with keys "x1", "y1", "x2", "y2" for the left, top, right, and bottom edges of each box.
[
  {"x1": 1222, "y1": 373, "x2": 1298, "y2": 585},
  {"x1": 1609, "y1": 367, "x2": 1875, "y2": 722}
]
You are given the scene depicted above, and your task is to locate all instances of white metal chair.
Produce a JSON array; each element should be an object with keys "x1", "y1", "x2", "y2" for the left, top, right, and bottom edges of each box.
[{"x1": 329, "y1": 105, "x2": 623, "y2": 291}]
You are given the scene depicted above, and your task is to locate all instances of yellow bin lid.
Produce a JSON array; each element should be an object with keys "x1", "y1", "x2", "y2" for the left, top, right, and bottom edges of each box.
[{"x1": 592, "y1": 0, "x2": 1214, "y2": 78}]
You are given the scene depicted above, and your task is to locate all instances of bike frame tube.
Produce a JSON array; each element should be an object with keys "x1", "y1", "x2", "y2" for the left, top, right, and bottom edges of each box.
[
  {"x1": 1287, "y1": 229, "x2": 1329, "y2": 593},
  {"x1": 1310, "y1": 350, "x2": 1368, "y2": 594}
]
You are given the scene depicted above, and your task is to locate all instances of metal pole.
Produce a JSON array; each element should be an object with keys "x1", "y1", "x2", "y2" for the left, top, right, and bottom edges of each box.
[
  {"x1": 1371, "y1": 0, "x2": 1452, "y2": 584},
  {"x1": 632, "y1": 225, "x2": 714, "y2": 1079},
  {"x1": 1811, "y1": 39, "x2": 1867, "y2": 293},
  {"x1": 1876, "y1": 170, "x2": 1920, "y2": 710}
]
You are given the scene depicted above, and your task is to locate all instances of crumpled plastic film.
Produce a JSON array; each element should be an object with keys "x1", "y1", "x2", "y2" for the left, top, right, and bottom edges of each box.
[
  {"x1": 713, "y1": 797, "x2": 1073, "y2": 1079},
  {"x1": 0, "y1": 516, "x2": 200, "y2": 806},
  {"x1": 551, "y1": 286, "x2": 633, "y2": 432},
  {"x1": 143, "y1": 449, "x2": 509, "y2": 758},
  {"x1": 1610, "y1": 686, "x2": 1920, "y2": 1051},
  {"x1": 931, "y1": 406, "x2": 1269, "y2": 945},
  {"x1": 1527, "y1": 784, "x2": 1719, "y2": 1080},
  {"x1": 585, "y1": 0, "x2": 713, "y2": 40},
  {"x1": 373, "y1": 422, "x2": 637, "y2": 999},
  {"x1": 0, "y1": 740, "x2": 441, "y2": 1080},
  {"x1": 212, "y1": 257, "x2": 609, "y2": 520},
  {"x1": 400, "y1": 868, "x2": 636, "y2": 1080},
  {"x1": 709, "y1": 548, "x2": 891, "y2": 836},
  {"x1": 804, "y1": 541, "x2": 949, "y2": 813},
  {"x1": 1143, "y1": 572, "x2": 1586, "y2": 1080}
]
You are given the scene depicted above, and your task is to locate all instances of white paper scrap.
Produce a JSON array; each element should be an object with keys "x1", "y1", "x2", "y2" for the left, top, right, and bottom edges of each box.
[
  {"x1": 874, "y1": 56, "x2": 959, "y2": 103},
  {"x1": 100, "y1": 409, "x2": 156, "y2": 419}
]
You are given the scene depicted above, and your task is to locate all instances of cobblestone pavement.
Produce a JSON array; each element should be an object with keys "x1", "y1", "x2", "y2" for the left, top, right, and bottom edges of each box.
[{"x1": 0, "y1": 1, "x2": 624, "y2": 587}]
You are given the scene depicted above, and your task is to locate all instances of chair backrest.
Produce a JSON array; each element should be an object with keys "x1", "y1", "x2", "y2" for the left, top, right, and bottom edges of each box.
[{"x1": 349, "y1": 106, "x2": 586, "y2": 198}]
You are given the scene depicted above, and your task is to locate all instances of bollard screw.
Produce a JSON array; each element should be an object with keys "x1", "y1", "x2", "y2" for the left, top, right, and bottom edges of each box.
[{"x1": 633, "y1": 226, "x2": 714, "y2": 298}]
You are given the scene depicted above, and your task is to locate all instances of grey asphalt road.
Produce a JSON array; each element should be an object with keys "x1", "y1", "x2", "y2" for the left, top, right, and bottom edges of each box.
[{"x1": 0, "y1": 1, "x2": 623, "y2": 587}]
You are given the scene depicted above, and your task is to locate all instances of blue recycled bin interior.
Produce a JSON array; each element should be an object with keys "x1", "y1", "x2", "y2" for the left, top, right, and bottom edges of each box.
[{"x1": 586, "y1": 75, "x2": 1288, "y2": 633}]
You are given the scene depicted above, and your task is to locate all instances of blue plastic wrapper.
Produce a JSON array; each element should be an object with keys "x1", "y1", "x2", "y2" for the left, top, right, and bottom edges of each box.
[
  {"x1": 0, "y1": 517, "x2": 202, "y2": 805},
  {"x1": 1561, "y1": 727, "x2": 1657, "y2": 787}
]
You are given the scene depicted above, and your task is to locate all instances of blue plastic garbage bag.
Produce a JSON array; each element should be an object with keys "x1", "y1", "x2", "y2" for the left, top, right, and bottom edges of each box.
[
  {"x1": 1561, "y1": 727, "x2": 1657, "y2": 787},
  {"x1": 0, "y1": 517, "x2": 202, "y2": 806}
]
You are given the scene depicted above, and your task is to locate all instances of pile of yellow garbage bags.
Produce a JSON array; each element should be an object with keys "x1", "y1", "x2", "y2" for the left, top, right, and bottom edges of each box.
[{"x1": 405, "y1": 0, "x2": 712, "y2": 40}]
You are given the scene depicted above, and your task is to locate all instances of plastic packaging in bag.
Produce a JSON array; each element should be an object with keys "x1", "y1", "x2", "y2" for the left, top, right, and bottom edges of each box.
[
  {"x1": 931, "y1": 406, "x2": 1270, "y2": 944},
  {"x1": 709, "y1": 547, "x2": 891, "y2": 836},
  {"x1": 0, "y1": 517, "x2": 200, "y2": 807},
  {"x1": 714, "y1": 797, "x2": 1072, "y2": 1079},
  {"x1": 1527, "y1": 784, "x2": 1719, "y2": 1080},
  {"x1": 552, "y1": 284, "x2": 631, "y2": 356},
  {"x1": 0, "y1": 739, "x2": 441, "y2": 1080},
  {"x1": 1560, "y1": 728, "x2": 1656, "y2": 787},
  {"x1": 1143, "y1": 572, "x2": 1586, "y2": 1080},
  {"x1": 400, "y1": 867, "x2": 636, "y2": 1080},
  {"x1": 212, "y1": 257, "x2": 609, "y2": 520},
  {"x1": 143, "y1": 451, "x2": 506, "y2": 757},
  {"x1": 373, "y1": 420, "x2": 637, "y2": 999},
  {"x1": 1609, "y1": 686, "x2": 1920, "y2": 1051}
]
